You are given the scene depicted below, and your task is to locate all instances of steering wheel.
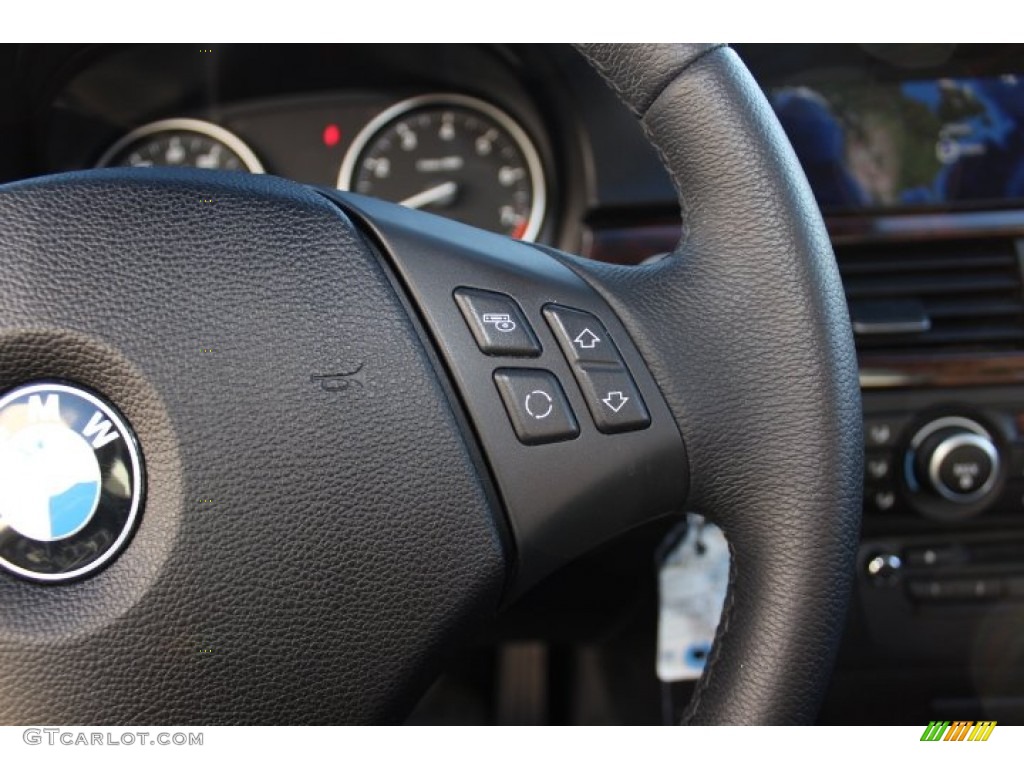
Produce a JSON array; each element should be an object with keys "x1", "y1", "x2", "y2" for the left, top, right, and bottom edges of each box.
[{"x1": 0, "y1": 44, "x2": 861, "y2": 725}]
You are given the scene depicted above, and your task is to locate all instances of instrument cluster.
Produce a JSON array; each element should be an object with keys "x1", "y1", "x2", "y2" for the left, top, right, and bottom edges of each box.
[
  {"x1": 93, "y1": 91, "x2": 548, "y2": 241},
  {"x1": 37, "y1": 45, "x2": 563, "y2": 244}
]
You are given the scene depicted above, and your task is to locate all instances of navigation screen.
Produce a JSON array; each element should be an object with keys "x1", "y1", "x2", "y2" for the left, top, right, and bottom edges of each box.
[{"x1": 769, "y1": 75, "x2": 1024, "y2": 211}]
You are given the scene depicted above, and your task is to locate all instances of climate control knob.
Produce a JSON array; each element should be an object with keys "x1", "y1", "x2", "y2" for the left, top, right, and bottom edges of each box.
[{"x1": 908, "y1": 417, "x2": 1000, "y2": 505}]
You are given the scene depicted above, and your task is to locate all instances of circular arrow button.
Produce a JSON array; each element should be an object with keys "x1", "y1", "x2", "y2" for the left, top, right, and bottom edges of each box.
[
  {"x1": 525, "y1": 390, "x2": 554, "y2": 420},
  {"x1": 492, "y1": 369, "x2": 580, "y2": 446}
]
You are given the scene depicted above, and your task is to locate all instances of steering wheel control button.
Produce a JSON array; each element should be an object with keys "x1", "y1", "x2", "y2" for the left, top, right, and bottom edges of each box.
[
  {"x1": 493, "y1": 369, "x2": 579, "y2": 445},
  {"x1": 543, "y1": 305, "x2": 621, "y2": 365},
  {"x1": 574, "y1": 366, "x2": 650, "y2": 434},
  {"x1": 454, "y1": 288, "x2": 540, "y2": 357},
  {"x1": 0, "y1": 381, "x2": 144, "y2": 582}
]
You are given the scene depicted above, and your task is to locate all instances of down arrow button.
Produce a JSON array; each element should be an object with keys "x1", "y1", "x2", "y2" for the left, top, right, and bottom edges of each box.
[
  {"x1": 603, "y1": 391, "x2": 630, "y2": 413},
  {"x1": 577, "y1": 366, "x2": 651, "y2": 434}
]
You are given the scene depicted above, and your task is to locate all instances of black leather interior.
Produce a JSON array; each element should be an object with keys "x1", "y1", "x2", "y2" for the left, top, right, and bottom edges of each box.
[
  {"x1": 571, "y1": 44, "x2": 863, "y2": 724},
  {"x1": 0, "y1": 45, "x2": 862, "y2": 726}
]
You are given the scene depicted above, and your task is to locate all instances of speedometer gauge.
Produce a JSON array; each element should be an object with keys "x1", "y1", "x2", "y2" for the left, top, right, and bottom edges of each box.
[
  {"x1": 338, "y1": 94, "x2": 546, "y2": 241},
  {"x1": 97, "y1": 118, "x2": 264, "y2": 173}
]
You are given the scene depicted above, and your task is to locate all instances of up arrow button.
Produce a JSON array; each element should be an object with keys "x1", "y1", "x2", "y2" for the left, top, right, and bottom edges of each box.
[
  {"x1": 573, "y1": 328, "x2": 601, "y2": 349},
  {"x1": 543, "y1": 305, "x2": 620, "y2": 365}
]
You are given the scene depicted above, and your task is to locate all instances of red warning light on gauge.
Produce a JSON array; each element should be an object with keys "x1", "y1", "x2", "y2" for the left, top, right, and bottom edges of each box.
[{"x1": 322, "y1": 124, "x2": 342, "y2": 148}]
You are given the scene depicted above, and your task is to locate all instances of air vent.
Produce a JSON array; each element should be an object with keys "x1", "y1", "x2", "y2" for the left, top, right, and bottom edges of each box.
[{"x1": 836, "y1": 237, "x2": 1024, "y2": 355}]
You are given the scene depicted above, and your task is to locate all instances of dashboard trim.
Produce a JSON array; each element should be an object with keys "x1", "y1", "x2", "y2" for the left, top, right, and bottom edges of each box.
[{"x1": 859, "y1": 353, "x2": 1024, "y2": 389}]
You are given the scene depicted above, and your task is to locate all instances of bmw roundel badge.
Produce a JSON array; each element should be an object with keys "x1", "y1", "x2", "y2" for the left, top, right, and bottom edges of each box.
[{"x1": 0, "y1": 382, "x2": 144, "y2": 582}]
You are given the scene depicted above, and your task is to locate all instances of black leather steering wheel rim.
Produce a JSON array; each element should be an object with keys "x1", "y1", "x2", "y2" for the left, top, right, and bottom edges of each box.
[
  {"x1": 571, "y1": 44, "x2": 863, "y2": 723},
  {"x1": 0, "y1": 43, "x2": 861, "y2": 725}
]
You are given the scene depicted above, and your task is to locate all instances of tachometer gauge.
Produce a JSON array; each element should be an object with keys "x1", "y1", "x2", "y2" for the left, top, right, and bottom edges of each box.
[
  {"x1": 338, "y1": 94, "x2": 546, "y2": 241},
  {"x1": 97, "y1": 118, "x2": 264, "y2": 173}
]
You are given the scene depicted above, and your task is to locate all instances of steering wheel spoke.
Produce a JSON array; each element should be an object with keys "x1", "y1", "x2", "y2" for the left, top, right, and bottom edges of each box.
[{"x1": 332, "y1": 192, "x2": 689, "y2": 595}]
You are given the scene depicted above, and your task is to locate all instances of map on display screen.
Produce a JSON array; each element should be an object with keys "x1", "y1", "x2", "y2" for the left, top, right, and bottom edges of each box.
[{"x1": 770, "y1": 75, "x2": 1024, "y2": 211}]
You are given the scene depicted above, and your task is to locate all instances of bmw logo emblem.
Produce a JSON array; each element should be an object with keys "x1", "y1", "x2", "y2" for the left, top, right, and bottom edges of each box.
[{"x1": 0, "y1": 382, "x2": 144, "y2": 582}]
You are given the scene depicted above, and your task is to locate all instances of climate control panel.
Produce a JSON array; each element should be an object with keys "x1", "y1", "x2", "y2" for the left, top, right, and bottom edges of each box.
[{"x1": 863, "y1": 387, "x2": 1024, "y2": 522}]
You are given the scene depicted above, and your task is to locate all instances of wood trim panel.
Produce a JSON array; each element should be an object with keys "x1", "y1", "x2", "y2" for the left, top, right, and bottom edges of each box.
[
  {"x1": 583, "y1": 211, "x2": 1024, "y2": 391},
  {"x1": 859, "y1": 353, "x2": 1024, "y2": 389}
]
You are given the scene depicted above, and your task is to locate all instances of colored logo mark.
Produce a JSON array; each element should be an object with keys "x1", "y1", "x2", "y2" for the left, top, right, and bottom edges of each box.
[{"x1": 920, "y1": 720, "x2": 996, "y2": 741}]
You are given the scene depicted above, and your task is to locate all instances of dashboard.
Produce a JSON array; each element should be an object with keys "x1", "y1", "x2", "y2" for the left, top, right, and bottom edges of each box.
[{"x1": 5, "y1": 42, "x2": 1024, "y2": 725}]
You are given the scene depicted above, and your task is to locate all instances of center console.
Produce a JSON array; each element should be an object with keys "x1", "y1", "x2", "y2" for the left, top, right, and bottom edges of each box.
[{"x1": 859, "y1": 385, "x2": 1024, "y2": 661}]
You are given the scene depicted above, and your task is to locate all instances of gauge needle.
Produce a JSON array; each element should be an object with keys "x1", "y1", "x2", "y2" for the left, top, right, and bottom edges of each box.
[{"x1": 399, "y1": 181, "x2": 458, "y2": 210}]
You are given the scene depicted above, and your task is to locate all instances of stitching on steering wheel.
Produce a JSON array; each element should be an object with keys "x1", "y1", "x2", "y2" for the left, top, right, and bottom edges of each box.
[
  {"x1": 681, "y1": 534, "x2": 738, "y2": 724},
  {"x1": 579, "y1": 45, "x2": 739, "y2": 724}
]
